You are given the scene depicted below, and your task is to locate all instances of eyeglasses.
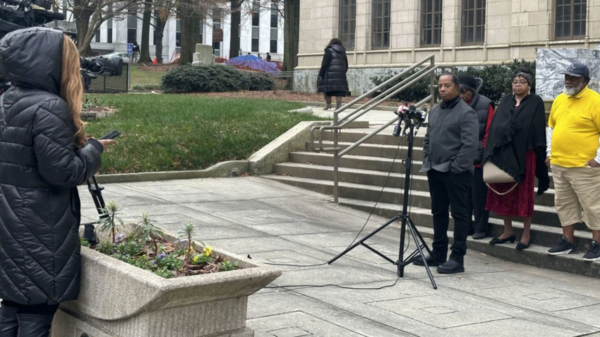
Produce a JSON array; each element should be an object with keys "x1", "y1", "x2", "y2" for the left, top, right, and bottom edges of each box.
[{"x1": 512, "y1": 81, "x2": 528, "y2": 86}]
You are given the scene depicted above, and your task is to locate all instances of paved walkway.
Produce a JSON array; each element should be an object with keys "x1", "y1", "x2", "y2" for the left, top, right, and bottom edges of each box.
[{"x1": 79, "y1": 177, "x2": 600, "y2": 337}]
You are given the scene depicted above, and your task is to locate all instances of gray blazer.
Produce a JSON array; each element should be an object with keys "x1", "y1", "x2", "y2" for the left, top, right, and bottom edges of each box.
[{"x1": 420, "y1": 96, "x2": 479, "y2": 174}]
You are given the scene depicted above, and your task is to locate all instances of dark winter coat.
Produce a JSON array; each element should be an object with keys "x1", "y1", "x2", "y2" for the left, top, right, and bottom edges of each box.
[
  {"x1": 469, "y1": 92, "x2": 493, "y2": 164},
  {"x1": 317, "y1": 44, "x2": 349, "y2": 94},
  {"x1": 482, "y1": 94, "x2": 549, "y2": 194},
  {"x1": 0, "y1": 27, "x2": 103, "y2": 305}
]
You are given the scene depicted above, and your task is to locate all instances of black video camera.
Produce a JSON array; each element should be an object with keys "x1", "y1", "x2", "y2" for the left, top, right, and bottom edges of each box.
[
  {"x1": 0, "y1": 0, "x2": 123, "y2": 91},
  {"x1": 393, "y1": 105, "x2": 428, "y2": 137}
]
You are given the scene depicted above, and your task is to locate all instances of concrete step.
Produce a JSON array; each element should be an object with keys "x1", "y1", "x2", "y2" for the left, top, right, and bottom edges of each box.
[
  {"x1": 308, "y1": 141, "x2": 425, "y2": 160},
  {"x1": 321, "y1": 129, "x2": 426, "y2": 147},
  {"x1": 336, "y1": 197, "x2": 594, "y2": 255},
  {"x1": 401, "y1": 226, "x2": 600, "y2": 279},
  {"x1": 273, "y1": 162, "x2": 556, "y2": 208},
  {"x1": 290, "y1": 151, "x2": 425, "y2": 174},
  {"x1": 266, "y1": 174, "x2": 567, "y2": 230}
]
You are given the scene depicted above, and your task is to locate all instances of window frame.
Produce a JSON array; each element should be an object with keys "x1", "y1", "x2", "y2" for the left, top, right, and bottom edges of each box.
[
  {"x1": 339, "y1": 0, "x2": 356, "y2": 50},
  {"x1": 461, "y1": 0, "x2": 486, "y2": 46},
  {"x1": 371, "y1": 0, "x2": 391, "y2": 50},
  {"x1": 420, "y1": 0, "x2": 443, "y2": 47},
  {"x1": 555, "y1": 0, "x2": 587, "y2": 40}
]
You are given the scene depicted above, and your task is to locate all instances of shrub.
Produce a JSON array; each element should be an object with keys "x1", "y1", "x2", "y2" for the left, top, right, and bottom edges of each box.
[
  {"x1": 161, "y1": 65, "x2": 274, "y2": 93},
  {"x1": 457, "y1": 59, "x2": 536, "y2": 103},
  {"x1": 368, "y1": 59, "x2": 536, "y2": 104},
  {"x1": 370, "y1": 69, "x2": 432, "y2": 102}
]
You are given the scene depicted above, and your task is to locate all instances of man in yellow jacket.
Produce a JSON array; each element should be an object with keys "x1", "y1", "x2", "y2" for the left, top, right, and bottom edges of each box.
[{"x1": 547, "y1": 63, "x2": 600, "y2": 260}]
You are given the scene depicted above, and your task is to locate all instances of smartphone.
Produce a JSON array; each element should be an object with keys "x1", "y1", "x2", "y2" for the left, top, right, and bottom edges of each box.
[{"x1": 100, "y1": 130, "x2": 121, "y2": 140}]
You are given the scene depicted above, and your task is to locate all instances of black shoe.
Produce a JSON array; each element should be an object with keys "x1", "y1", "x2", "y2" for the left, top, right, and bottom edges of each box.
[
  {"x1": 468, "y1": 228, "x2": 475, "y2": 236},
  {"x1": 548, "y1": 236, "x2": 578, "y2": 255},
  {"x1": 583, "y1": 241, "x2": 600, "y2": 261},
  {"x1": 472, "y1": 231, "x2": 487, "y2": 240},
  {"x1": 489, "y1": 234, "x2": 516, "y2": 246},
  {"x1": 0, "y1": 305, "x2": 18, "y2": 337},
  {"x1": 16, "y1": 314, "x2": 54, "y2": 337},
  {"x1": 413, "y1": 255, "x2": 444, "y2": 267},
  {"x1": 437, "y1": 259, "x2": 465, "y2": 274},
  {"x1": 516, "y1": 241, "x2": 531, "y2": 251}
]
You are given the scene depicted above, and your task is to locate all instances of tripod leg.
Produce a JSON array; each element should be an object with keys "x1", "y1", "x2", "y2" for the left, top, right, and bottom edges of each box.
[
  {"x1": 406, "y1": 219, "x2": 437, "y2": 289},
  {"x1": 328, "y1": 216, "x2": 400, "y2": 265}
]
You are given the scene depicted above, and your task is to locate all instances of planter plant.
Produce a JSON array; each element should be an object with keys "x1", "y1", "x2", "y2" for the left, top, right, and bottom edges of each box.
[{"x1": 51, "y1": 201, "x2": 281, "y2": 337}]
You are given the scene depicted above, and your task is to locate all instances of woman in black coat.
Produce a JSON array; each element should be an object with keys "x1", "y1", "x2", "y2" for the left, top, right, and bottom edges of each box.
[
  {"x1": 317, "y1": 38, "x2": 349, "y2": 110},
  {"x1": 0, "y1": 28, "x2": 114, "y2": 336}
]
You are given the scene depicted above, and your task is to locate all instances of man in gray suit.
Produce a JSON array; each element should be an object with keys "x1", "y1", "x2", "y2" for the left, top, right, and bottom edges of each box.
[{"x1": 414, "y1": 73, "x2": 479, "y2": 274}]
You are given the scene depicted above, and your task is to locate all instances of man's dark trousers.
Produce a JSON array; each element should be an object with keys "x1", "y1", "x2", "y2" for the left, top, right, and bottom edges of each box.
[
  {"x1": 427, "y1": 170, "x2": 472, "y2": 263},
  {"x1": 469, "y1": 167, "x2": 490, "y2": 234}
]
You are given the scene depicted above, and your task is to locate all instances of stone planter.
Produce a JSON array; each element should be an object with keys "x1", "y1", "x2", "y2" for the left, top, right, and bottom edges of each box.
[{"x1": 51, "y1": 242, "x2": 281, "y2": 337}]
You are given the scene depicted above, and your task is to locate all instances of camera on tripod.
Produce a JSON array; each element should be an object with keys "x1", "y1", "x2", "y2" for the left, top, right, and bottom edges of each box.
[
  {"x1": 0, "y1": 0, "x2": 124, "y2": 92},
  {"x1": 393, "y1": 105, "x2": 428, "y2": 137}
]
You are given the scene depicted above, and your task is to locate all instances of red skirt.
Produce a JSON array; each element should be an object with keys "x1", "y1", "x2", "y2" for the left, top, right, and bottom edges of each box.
[{"x1": 486, "y1": 150, "x2": 536, "y2": 218}]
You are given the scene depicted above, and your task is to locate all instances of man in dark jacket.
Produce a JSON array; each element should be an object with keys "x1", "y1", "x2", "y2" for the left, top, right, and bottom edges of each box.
[
  {"x1": 414, "y1": 73, "x2": 479, "y2": 274},
  {"x1": 458, "y1": 75, "x2": 495, "y2": 240},
  {"x1": 0, "y1": 28, "x2": 107, "y2": 336}
]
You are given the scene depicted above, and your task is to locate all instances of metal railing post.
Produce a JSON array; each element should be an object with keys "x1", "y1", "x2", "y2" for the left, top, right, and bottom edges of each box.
[
  {"x1": 333, "y1": 109, "x2": 339, "y2": 203},
  {"x1": 430, "y1": 56, "x2": 436, "y2": 109}
]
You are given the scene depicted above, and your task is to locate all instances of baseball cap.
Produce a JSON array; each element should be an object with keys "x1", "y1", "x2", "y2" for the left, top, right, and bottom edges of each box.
[{"x1": 562, "y1": 62, "x2": 590, "y2": 78}]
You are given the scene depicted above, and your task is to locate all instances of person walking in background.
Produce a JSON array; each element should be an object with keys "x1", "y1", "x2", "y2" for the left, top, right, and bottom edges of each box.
[
  {"x1": 317, "y1": 38, "x2": 349, "y2": 110},
  {"x1": 414, "y1": 73, "x2": 479, "y2": 274},
  {"x1": 483, "y1": 69, "x2": 549, "y2": 251},
  {"x1": 266, "y1": 52, "x2": 272, "y2": 61},
  {"x1": 458, "y1": 75, "x2": 495, "y2": 240},
  {"x1": 0, "y1": 28, "x2": 114, "y2": 336},
  {"x1": 132, "y1": 41, "x2": 140, "y2": 62},
  {"x1": 547, "y1": 63, "x2": 600, "y2": 260}
]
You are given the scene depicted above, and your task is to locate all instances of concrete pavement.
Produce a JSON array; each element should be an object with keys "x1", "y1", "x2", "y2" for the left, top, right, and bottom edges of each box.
[{"x1": 79, "y1": 177, "x2": 600, "y2": 337}]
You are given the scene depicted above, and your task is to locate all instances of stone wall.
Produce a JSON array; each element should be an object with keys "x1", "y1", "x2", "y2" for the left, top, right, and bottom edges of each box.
[
  {"x1": 536, "y1": 48, "x2": 600, "y2": 100},
  {"x1": 294, "y1": 67, "x2": 409, "y2": 95}
]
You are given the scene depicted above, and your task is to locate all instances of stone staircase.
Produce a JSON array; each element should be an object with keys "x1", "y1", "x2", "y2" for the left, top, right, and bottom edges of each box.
[{"x1": 265, "y1": 128, "x2": 600, "y2": 278}]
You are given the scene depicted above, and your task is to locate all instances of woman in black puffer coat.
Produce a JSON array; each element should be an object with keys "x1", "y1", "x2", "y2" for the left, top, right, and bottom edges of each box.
[
  {"x1": 317, "y1": 38, "x2": 349, "y2": 110},
  {"x1": 0, "y1": 28, "x2": 114, "y2": 337}
]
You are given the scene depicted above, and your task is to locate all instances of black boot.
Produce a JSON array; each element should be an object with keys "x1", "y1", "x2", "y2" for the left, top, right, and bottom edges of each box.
[
  {"x1": 0, "y1": 305, "x2": 19, "y2": 337},
  {"x1": 16, "y1": 314, "x2": 54, "y2": 337}
]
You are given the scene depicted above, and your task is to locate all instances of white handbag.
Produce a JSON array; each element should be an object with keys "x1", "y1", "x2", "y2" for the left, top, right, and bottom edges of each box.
[{"x1": 483, "y1": 162, "x2": 519, "y2": 195}]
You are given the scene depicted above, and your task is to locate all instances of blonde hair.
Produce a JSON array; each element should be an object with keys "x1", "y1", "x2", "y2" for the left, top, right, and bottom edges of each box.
[{"x1": 60, "y1": 36, "x2": 86, "y2": 147}]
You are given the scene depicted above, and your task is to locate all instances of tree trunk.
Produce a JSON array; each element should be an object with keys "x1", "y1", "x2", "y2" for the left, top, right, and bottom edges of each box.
[
  {"x1": 154, "y1": 11, "x2": 166, "y2": 64},
  {"x1": 283, "y1": 0, "x2": 300, "y2": 89},
  {"x1": 73, "y1": 0, "x2": 95, "y2": 56},
  {"x1": 229, "y1": 0, "x2": 241, "y2": 59},
  {"x1": 178, "y1": 0, "x2": 194, "y2": 65},
  {"x1": 139, "y1": 0, "x2": 153, "y2": 63}
]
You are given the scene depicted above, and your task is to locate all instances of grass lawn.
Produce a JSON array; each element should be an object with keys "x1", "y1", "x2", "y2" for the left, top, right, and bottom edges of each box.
[
  {"x1": 85, "y1": 94, "x2": 324, "y2": 174},
  {"x1": 129, "y1": 66, "x2": 168, "y2": 89}
]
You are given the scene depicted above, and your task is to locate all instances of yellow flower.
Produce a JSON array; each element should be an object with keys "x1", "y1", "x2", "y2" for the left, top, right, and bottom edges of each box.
[
  {"x1": 203, "y1": 246, "x2": 212, "y2": 257},
  {"x1": 193, "y1": 255, "x2": 199, "y2": 263}
]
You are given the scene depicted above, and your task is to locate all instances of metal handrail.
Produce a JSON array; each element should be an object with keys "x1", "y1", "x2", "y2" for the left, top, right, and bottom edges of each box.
[{"x1": 309, "y1": 54, "x2": 438, "y2": 203}]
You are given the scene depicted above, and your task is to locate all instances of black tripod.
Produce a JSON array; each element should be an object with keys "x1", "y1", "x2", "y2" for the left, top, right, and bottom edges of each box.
[
  {"x1": 81, "y1": 176, "x2": 108, "y2": 245},
  {"x1": 328, "y1": 109, "x2": 437, "y2": 289}
]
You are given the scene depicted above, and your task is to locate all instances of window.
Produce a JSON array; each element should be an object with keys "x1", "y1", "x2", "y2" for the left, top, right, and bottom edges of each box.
[
  {"x1": 213, "y1": 9, "x2": 222, "y2": 56},
  {"x1": 421, "y1": 0, "x2": 442, "y2": 46},
  {"x1": 199, "y1": 20, "x2": 204, "y2": 44},
  {"x1": 339, "y1": 0, "x2": 356, "y2": 50},
  {"x1": 175, "y1": 17, "x2": 181, "y2": 53},
  {"x1": 107, "y1": 5, "x2": 113, "y2": 43},
  {"x1": 371, "y1": 0, "x2": 390, "y2": 49},
  {"x1": 461, "y1": 0, "x2": 486, "y2": 45},
  {"x1": 95, "y1": 29, "x2": 100, "y2": 43},
  {"x1": 127, "y1": 9, "x2": 137, "y2": 44},
  {"x1": 270, "y1": 3, "x2": 278, "y2": 53},
  {"x1": 556, "y1": 0, "x2": 586, "y2": 39},
  {"x1": 251, "y1": 1, "x2": 260, "y2": 52}
]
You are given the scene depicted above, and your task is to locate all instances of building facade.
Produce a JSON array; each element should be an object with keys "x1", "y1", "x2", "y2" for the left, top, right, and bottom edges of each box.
[
  {"x1": 65, "y1": 1, "x2": 284, "y2": 62},
  {"x1": 295, "y1": 0, "x2": 600, "y2": 94}
]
